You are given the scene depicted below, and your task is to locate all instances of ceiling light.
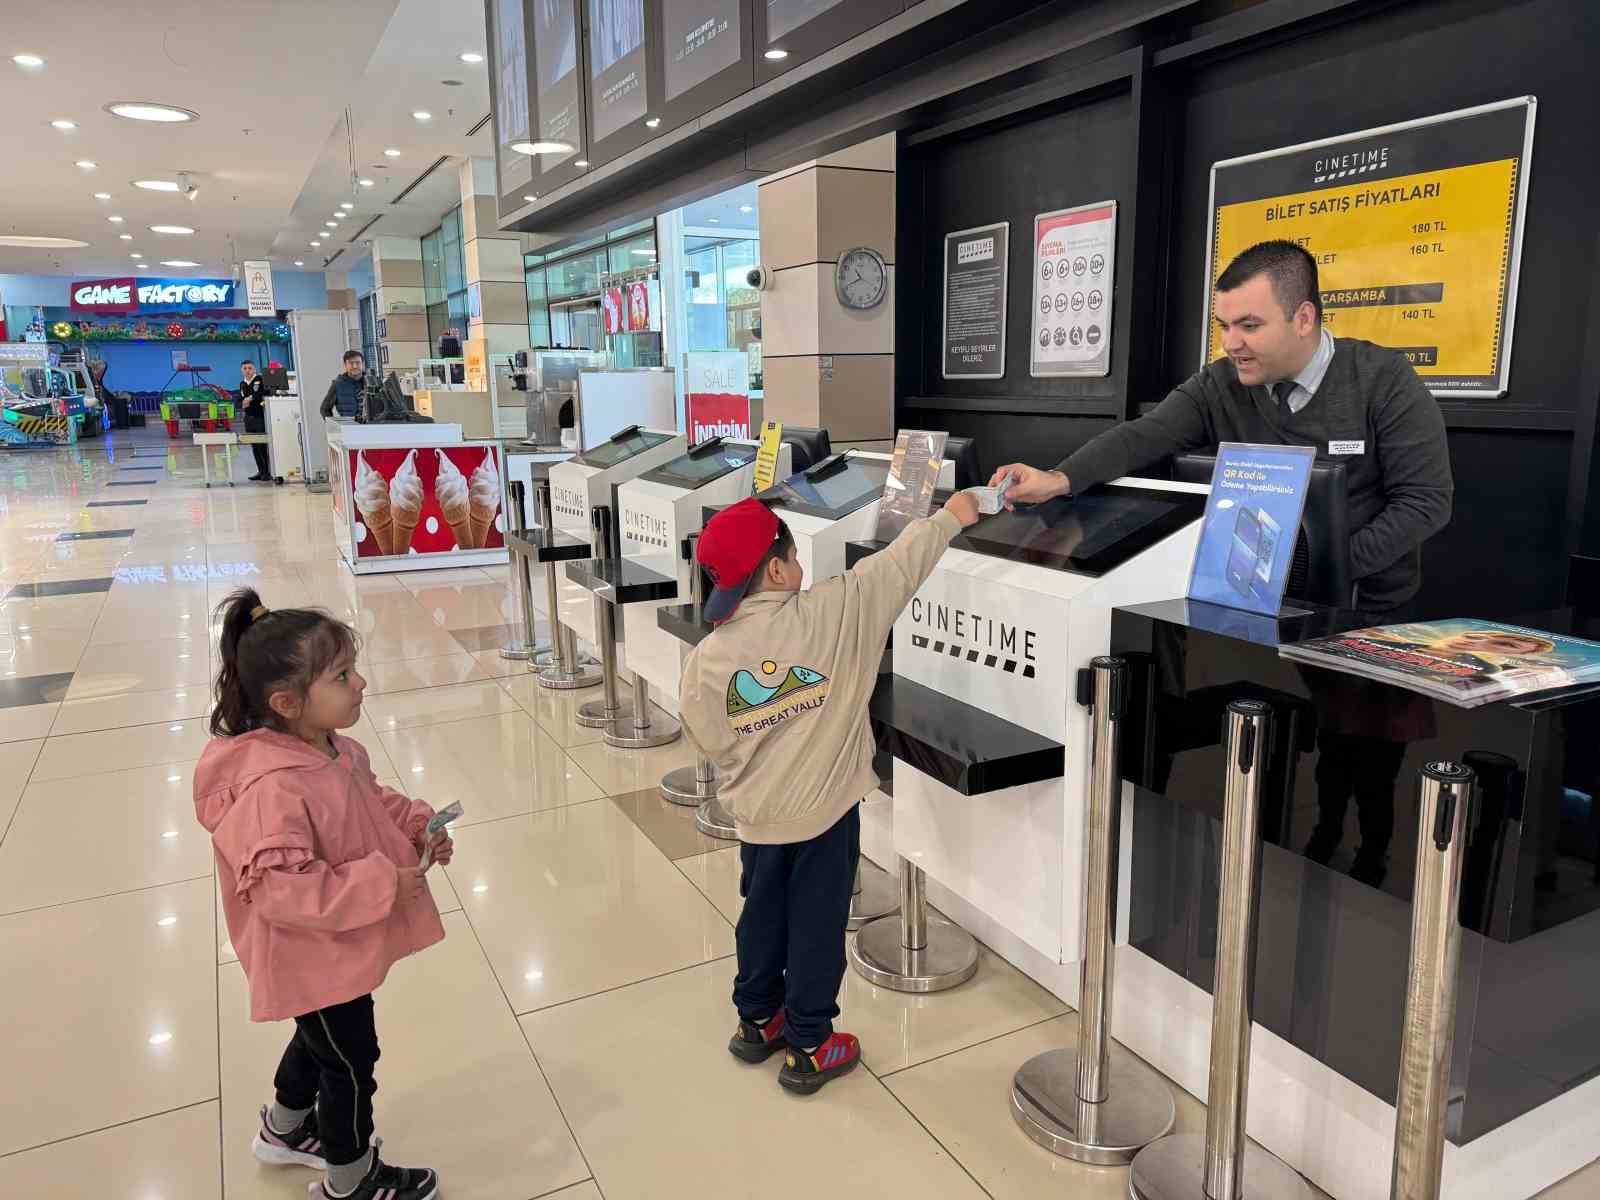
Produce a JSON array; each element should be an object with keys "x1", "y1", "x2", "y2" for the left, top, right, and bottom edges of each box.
[
  {"x1": 575, "y1": 160, "x2": 589, "y2": 168},
  {"x1": 130, "y1": 252, "x2": 142, "y2": 258},
  {"x1": 523, "y1": 194, "x2": 537, "y2": 203},
  {"x1": 76, "y1": 160, "x2": 96, "y2": 170},
  {"x1": 159, "y1": 259, "x2": 199, "y2": 267},
  {"x1": 294, "y1": 260, "x2": 304, "y2": 266},
  {"x1": 150, "y1": 225, "x2": 194, "y2": 235},
  {"x1": 310, "y1": 241, "x2": 321, "y2": 247},
  {"x1": 106, "y1": 101, "x2": 197, "y2": 123},
  {"x1": 148, "y1": 1031, "x2": 173, "y2": 1045},
  {"x1": 108, "y1": 215, "x2": 124, "y2": 223},
  {"x1": 137, "y1": 263, "x2": 149, "y2": 269},
  {"x1": 120, "y1": 234, "x2": 133, "y2": 240},
  {"x1": 644, "y1": 117, "x2": 661, "y2": 128},
  {"x1": 510, "y1": 140, "x2": 573, "y2": 155},
  {"x1": 765, "y1": 49, "x2": 789, "y2": 60},
  {"x1": 383, "y1": 147, "x2": 401, "y2": 157},
  {"x1": 325, "y1": 221, "x2": 338, "y2": 228},
  {"x1": 157, "y1": 915, "x2": 178, "y2": 927},
  {"x1": 12, "y1": 54, "x2": 45, "y2": 68},
  {"x1": 340, "y1": 201, "x2": 354, "y2": 209},
  {"x1": 93, "y1": 192, "x2": 111, "y2": 200},
  {"x1": 0, "y1": 235, "x2": 89, "y2": 248},
  {"x1": 412, "y1": 111, "x2": 432, "y2": 121},
  {"x1": 50, "y1": 119, "x2": 76, "y2": 130},
  {"x1": 460, "y1": 51, "x2": 484, "y2": 63},
  {"x1": 358, "y1": 178, "x2": 375, "y2": 188},
  {"x1": 740, "y1": 205, "x2": 754, "y2": 213},
  {"x1": 134, "y1": 179, "x2": 181, "y2": 192}
]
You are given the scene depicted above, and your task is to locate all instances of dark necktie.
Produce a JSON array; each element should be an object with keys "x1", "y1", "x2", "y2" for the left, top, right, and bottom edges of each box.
[{"x1": 1272, "y1": 380, "x2": 1297, "y2": 420}]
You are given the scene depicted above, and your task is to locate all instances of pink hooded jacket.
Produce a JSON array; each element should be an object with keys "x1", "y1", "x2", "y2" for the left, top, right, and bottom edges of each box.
[{"x1": 194, "y1": 728, "x2": 446, "y2": 1022}]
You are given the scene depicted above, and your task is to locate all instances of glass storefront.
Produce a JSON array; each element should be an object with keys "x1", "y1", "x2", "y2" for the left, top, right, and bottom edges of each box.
[
  {"x1": 524, "y1": 221, "x2": 657, "y2": 351},
  {"x1": 422, "y1": 207, "x2": 469, "y2": 349}
]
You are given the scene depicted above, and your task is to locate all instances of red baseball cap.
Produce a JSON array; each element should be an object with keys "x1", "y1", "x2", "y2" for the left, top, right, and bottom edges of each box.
[{"x1": 697, "y1": 498, "x2": 780, "y2": 623}]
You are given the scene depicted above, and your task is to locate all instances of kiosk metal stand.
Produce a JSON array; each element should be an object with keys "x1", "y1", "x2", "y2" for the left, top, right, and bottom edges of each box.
[
  {"x1": 605, "y1": 673, "x2": 682, "y2": 749},
  {"x1": 575, "y1": 595, "x2": 634, "y2": 728},
  {"x1": 1011, "y1": 657, "x2": 1174, "y2": 1164},
  {"x1": 532, "y1": 480, "x2": 602, "y2": 692},
  {"x1": 1390, "y1": 762, "x2": 1475, "y2": 1200},
  {"x1": 1129, "y1": 700, "x2": 1316, "y2": 1200},
  {"x1": 501, "y1": 481, "x2": 551, "y2": 663},
  {"x1": 849, "y1": 858, "x2": 979, "y2": 993},
  {"x1": 660, "y1": 537, "x2": 718, "y2": 800}
]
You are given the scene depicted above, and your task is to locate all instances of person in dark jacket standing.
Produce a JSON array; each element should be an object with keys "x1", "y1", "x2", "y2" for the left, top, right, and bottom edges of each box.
[
  {"x1": 239, "y1": 360, "x2": 271, "y2": 482},
  {"x1": 991, "y1": 239, "x2": 1453, "y2": 616},
  {"x1": 320, "y1": 350, "x2": 366, "y2": 419}
]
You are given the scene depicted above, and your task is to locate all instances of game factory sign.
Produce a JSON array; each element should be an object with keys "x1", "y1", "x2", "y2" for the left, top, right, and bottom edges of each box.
[{"x1": 70, "y1": 276, "x2": 240, "y2": 315}]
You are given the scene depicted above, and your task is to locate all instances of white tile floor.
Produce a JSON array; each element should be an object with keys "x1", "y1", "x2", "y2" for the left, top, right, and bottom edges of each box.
[{"x1": 0, "y1": 429, "x2": 1592, "y2": 1200}]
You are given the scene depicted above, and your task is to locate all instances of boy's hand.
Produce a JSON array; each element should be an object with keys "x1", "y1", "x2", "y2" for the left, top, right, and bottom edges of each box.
[
  {"x1": 426, "y1": 831, "x2": 454, "y2": 868},
  {"x1": 990, "y1": 463, "x2": 1069, "y2": 508},
  {"x1": 395, "y1": 866, "x2": 427, "y2": 903},
  {"x1": 943, "y1": 490, "x2": 981, "y2": 528}
]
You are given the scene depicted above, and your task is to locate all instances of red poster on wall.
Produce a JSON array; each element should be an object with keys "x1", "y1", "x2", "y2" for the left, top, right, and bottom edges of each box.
[
  {"x1": 627, "y1": 281, "x2": 650, "y2": 331},
  {"x1": 346, "y1": 445, "x2": 505, "y2": 558},
  {"x1": 684, "y1": 350, "x2": 751, "y2": 442},
  {"x1": 601, "y1": 288, "x2": 625, "y2": 334}
]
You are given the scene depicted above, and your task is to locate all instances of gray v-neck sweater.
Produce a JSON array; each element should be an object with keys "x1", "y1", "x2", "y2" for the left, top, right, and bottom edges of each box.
[{"x1": 1058, "y1": 337, "x2": 1453, "y2": 612}]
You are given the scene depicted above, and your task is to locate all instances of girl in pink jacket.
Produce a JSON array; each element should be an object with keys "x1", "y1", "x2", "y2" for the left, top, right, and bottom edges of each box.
[{"x1": 194, "y1": 588, "x2": 447, "y2": 1200}]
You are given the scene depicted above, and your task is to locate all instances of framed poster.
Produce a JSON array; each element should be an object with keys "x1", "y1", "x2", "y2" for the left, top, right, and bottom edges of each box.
[
  {"x1": 588, "y1": 0, "x2": 648, "y2": 142},
  {"x1": 1203, "y1": 97, "x2": 1537, "y2": 397},
  {"x1": 655, "y1": 0, "x2": 752, "y2": 130},
  {"x1": 530, "y1": 0, "x2": 586, "y2": 190},
  {"x1": 753, "y1": 0, "x2": 902, "y2": 84},
  {"x1": 942, "y1": 221, "x2": 1009, "y2": 381},
  {"x1": 1030, "y1": 202, "x2": 1115, "y2": 378},
  {"x1": 488, "y1": 0, "x2": 535, "y2": 207}
]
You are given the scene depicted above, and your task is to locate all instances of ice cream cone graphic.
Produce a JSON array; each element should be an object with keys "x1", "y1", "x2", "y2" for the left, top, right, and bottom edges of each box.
[
  {"x1": 435, "y1": 449, "x2": 474, "y2": 549},
  {"x1": 353, "y1": 451, "x2": 394, "y2": 555},
  {"x1": 389, "y1": 449, "x2": 423, "y2": 554},
  {"x1": 469, "y1": 452, "x2": 501, "y2": 549}
]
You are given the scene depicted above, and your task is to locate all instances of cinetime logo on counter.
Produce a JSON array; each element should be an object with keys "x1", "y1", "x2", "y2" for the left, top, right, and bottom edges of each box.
[
  {"x1": 907, "y1": 597, "x2": 1038, "y2": 679},
  {"x1": 623, "y1": 507, "x2": 670, "y2": 551},
  {"x1": 552, "y1": 483, "x2": 588, "y2": 524}
]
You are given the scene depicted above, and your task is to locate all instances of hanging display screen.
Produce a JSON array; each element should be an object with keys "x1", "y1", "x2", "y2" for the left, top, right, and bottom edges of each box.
[
  {"x1": 492, "y1": 0, "x2": 533, "y2": 195},
  {"x1": 588, "y1": 0, "x2": 648, "y2": 142},
  {"x1": 766, "y1": 0, "x2": 846, "y2": 43},
  {"x1": 664, "y1": 0, "x2": 741, "y2": 101},
  {"x1": 534, "y1": 0, "x2": 582, "y2": 172}
]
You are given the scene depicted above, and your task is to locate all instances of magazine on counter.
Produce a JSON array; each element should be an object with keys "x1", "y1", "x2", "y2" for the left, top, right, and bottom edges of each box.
[{"x1": 1279, "y1": 619, "x2": 1600, "y2": 708}]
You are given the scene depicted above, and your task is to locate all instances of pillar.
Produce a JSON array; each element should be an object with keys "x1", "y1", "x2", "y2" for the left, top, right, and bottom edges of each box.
[
  {"x1": 460, "y1": 157, "x2": 532, "y2": 357},
  {"x1": 758, "y1": 133, "x2": 896, "y2": 449},
  {"x1": 369, "y1": 236, "x2": 429, "y2": 370}
]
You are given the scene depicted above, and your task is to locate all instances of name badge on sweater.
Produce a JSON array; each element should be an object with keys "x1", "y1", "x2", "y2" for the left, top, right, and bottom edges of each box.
[{"x1": 1329, "y1": 440, "x2": 1365, "y2": 456}]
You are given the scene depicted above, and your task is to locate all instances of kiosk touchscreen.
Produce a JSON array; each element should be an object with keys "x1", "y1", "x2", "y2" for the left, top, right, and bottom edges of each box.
[
  {"x1": 546, "y1": 426, "x2": 687, "y2": 647},
  {"x1": 759, "y1": 451, "x2": 894, "y2": 585},
  {"x1": 866, "y1": 477, "x2": 1207, "y2": 972},
  {"x1": 619, "y1": 437, "x2": 794, "y2": 708}
]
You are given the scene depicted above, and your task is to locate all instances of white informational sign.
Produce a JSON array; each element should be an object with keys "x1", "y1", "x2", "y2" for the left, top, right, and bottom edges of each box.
[
  {"x1": 1030, "y1": 201, "x2": 1116, "y2": 378},
  {"x1": 243, "y1": 260, "x2": 277, "y2": 318}
]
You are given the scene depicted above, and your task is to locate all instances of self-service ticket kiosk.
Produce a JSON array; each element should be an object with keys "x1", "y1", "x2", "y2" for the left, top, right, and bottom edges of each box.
[
  {"x1": 854, "y1": 478, "x2": 1208, "y2": 991},
  {"x1": 618, "y1": 438, "x2": 793, "y2": 712},
  {"x1": 543, "y1": 426, "x2": 686, "y2": 668}
]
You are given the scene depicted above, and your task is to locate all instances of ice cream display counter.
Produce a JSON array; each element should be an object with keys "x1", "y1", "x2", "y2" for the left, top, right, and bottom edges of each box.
[{"x1": 326, "y1": 420, "x2": 509, "y2": 575}]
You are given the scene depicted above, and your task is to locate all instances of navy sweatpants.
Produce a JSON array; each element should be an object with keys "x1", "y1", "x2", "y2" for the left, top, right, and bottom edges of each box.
[{"x1": 733, "y1": 805, "x2": 860, "y2": 1049}]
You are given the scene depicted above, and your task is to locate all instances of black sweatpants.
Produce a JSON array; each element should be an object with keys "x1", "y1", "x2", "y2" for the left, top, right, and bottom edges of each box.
[
  {"x1": 734, "y1": 805, "x2": 859, "y2": 1049},
  {"x1": 244, "y1": 414, "x2": 269, "y2": 477},
  {"x1": 274, "y1": 993, "x2": 381, "y2": 1168}
]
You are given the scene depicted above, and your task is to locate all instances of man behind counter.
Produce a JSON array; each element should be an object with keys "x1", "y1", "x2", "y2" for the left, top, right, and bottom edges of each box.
[
  {"x1": 992, "y1": 239, "x2": 1453, "y2": 615},
  {"x1": 320, "y1": 349, "x2": 367, "y2": 419}
]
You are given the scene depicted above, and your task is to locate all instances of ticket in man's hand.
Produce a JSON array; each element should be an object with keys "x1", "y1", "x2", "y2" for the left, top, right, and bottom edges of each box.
[{"x1": 965, "y1": 473, "x2": 1014, "y2": 515}]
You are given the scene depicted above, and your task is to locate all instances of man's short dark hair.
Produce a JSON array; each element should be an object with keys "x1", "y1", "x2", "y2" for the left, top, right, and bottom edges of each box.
[
  {"x1": 343, "y1": 350, "x2": 364, "y2": 364},
  {"x1": 241, "y1": 359, "x2": 255, "y2": 368},
  {"x1": 1216, "y1": 239, "x2": 1322, "y2": 321}
]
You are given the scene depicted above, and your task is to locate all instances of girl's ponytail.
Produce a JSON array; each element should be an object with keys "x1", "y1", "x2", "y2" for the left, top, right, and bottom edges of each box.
[
  {"x1": 209, "y1": 588, "x2": 357, "y2": 737},
  {"x1": 212, "y1": 588, "x2": 266, "y2": 737}
]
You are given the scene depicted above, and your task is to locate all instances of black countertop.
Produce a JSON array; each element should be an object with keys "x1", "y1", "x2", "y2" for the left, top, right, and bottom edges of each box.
[
  {"x1": 506, "y1": 527, "x2": 592, "y2": 564},
  {"x1": 657, "y1": 603, "x2": 713, "y2": 647},
  {"x1": 563, "y1": 556, "x2": 678, "y2": 604}
]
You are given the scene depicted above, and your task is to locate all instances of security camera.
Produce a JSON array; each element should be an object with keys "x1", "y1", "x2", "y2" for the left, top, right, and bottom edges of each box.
[{"x1": 746, "y1": 265, "x2": 773, "y2": 292}]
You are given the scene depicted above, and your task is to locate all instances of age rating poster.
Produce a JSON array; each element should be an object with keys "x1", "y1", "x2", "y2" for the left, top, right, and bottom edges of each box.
[{"x1": 1204, "y1": 98, "x2": 1536, "y2": 396}]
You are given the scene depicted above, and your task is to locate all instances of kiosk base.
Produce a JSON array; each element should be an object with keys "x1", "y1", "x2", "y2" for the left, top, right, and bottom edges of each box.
[
  {"x1": 1129, "y1": 1132, "x2": 1317, "y2": 1200},
  {"x1": 538, "y1": 660, "x2": 603, "y2": 690},
  {"x1": 850, "y1": 910, "x2": 978, "y2": 993},
  {"x1": 604, "y1": 705, "x2": 681, "y2": 749},
  {"x1": 1010, "y1": 1046, "x2": 1175, "y2": 1166},
  {"x1": 660, "y1": 765, "x2": 715, "y2": 807},
  {"x1": 847, "y1": 859, "x2": 899, "y2": 930},
  {"x1": 695, "y1": 797, "x2": 737, "y2": 841}
]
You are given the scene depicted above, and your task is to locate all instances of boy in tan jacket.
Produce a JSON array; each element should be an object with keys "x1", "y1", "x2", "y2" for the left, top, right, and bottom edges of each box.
[{"x1": 680, "y1": 491, "x2": 979, "y2": 1093}]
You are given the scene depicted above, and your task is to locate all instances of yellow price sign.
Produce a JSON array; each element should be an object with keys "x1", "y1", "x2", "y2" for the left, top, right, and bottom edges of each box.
[{"x1": 753, "y1": 420, "x2": 783, "y2": 494}]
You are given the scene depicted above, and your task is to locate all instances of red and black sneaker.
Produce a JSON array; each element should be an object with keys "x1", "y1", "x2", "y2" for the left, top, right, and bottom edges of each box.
[
  {"x1": 728, "y1": 1008, "x2": 788, "y2": 1063},
  {"x1": 251, "y1": 1104, "x2": 326, "y2": 1170},
  {"x1": 778, "y1": 1032, "x2": 861, "y2": 1094}
]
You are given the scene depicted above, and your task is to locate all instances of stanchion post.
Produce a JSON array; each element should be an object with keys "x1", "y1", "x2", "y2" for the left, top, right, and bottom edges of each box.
[
  {"x1": 1010, "y1": 656, "x2": 1173, "y2": 1164},
  {"x1": 663, "y1": 534, "x2": 720, "y2": 802},
  {"x1": 1390, "y1": 762, "x2": 1475, "y2": 1200},
  {"x1": 1129, "y1": 699, "x2": 1315, "y2": 1200},
  {"x1": 849, "y1": 856, "x2": 978, "y2": 993},
  {"x1": 500, "y1": 481, "x2": 539, "y2": 661}
]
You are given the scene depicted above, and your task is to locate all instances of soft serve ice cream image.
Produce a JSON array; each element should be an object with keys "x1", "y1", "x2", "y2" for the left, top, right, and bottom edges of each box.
[
  {"x1": 388, "y1": 449, "x2": 424, "y2": 554},
  {"x1": 341, "y1": 445, "x2": 507, "y2": 558},
  {"x1": 468, "y1": 453, "x2": 501, "y2": 548},
  {"x1": 352, "y1": 451, "x2": 395, "y2": 554},
  {"x1": 435, "y1": 448, "x2": 474, "y2": 549}
]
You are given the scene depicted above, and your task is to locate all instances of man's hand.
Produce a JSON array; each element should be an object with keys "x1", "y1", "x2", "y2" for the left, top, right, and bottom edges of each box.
[
  {"x1": 943, "y1": 490, "x2": 981, "y2": 528},
  {"x1": 395, "y1": 866, "x2": 427, "y2": 904},
  {"x1": 989, "y1": 463, "x2": 1069, "y2": 509}
]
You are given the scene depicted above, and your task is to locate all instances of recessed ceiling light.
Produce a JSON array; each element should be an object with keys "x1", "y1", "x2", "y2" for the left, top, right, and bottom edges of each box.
[
  {"x1": 523, "y1": 194, "x2": 537, "y2": 203},
  {"x1": 460, "y1": 51, "x2": 484, "y2": 63},
  {"x1": 105, "y1": 101, "x2": 197, "y2": 123},
  {"x1": 575, "y1": 160, "x2": 589, "y2": 168},
  {"x1": 310, "y1": 241, "x2": 322, "y2": 247},
  {"x1": 12, "y1": 54, "x2": 45, "y2": 68},
  {"x1": 510, "y1": 140, "x2": 573, "y2": 155},
  {"x1": 0, "y1": 235, "x2": 89, "y2": 248},
  {"x1": 708, "y1": 217, "x2": 720, "y2": 223},
  {"x1": 108, "y1": 215, "x2": 125, "y2": 224},
  {"x1": 120, "y1": 234, "x2": 133, "y2": 241},
  {"x1": 134, "y1": 179, "x2": 181, "y2": 192},
  {"x1": 130, "y1": 252, "x2": 142, "y2": 259},
  {"x1": 157, "y1": 915, "x2": 178, "y2": 927},
  {"x1": 159, "y1": 260, "x2": 199, "y2": 267},
  {"x1": 644, "y1": 117, "x2": 661, "y2": 128},
  {"x1": 383, "y1": 147, "x2": 401, "y2": 157},
  {"x1": 765, "y1": 49, "x2": 789, "y2": 60},
  {"x1": 358, "y1": 178, "x2": 375, "y2": 187},
  {"x1": 93, "y1": 192, "x2": 111, "y2": 200},
  {"x1": 50, "y1": 118, "x2": 76, "y2": 130},
  {"x1": 75, "y1": 160, "x2": 97, "y2": 170},
  {"x1": 150, "y1": 225, "x2": 195, "y2": 235},
  {"x1": 740, "y1": 205, "x2": 753, "y2": 213},
  {"x1": 412, "y1": 110, "x2": 432, "y2": 121},
  {"x1": 340, "y1": 202, "x2": 354, "y2": 209},
  {"x1": 148, "y1": 1031, "x2": 173, "y2": 1045},
  {"x1": 137, "y1": 263, "x2": 149, "y2": 269},
  {"x1": 294, "y1": 260, "x2": 304, "y2": 266},
  {"x1": 325, "y1": 221, "x2": 338, "y2": 228}
]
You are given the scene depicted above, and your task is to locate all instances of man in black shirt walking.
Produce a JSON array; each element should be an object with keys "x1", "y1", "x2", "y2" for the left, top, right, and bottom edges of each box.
[{"x1": 992, "y1": 239, "x2": 1453, "y2": 615}]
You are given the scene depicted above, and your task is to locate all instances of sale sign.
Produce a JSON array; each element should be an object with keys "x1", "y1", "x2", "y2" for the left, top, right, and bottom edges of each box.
[{"x1": 684, "y1": 350, "x2": 750, "y2": 442}]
